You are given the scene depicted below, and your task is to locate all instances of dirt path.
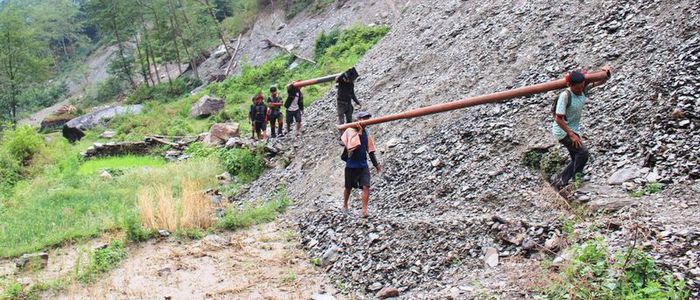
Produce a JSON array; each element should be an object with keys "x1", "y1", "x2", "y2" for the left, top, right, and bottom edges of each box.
[{"x1": 50, "y1": 221, "x2": 341, "y2": 300}]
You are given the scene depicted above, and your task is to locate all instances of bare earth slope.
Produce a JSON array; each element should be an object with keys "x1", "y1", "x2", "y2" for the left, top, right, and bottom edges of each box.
[{"x1": 244, "y1": 0, "x2": 699, "y2": 298}]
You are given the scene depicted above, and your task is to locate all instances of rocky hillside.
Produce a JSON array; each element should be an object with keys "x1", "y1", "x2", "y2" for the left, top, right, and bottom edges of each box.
[{"x1": 244, "y1": 0, "x2": 699, "y2": 298}]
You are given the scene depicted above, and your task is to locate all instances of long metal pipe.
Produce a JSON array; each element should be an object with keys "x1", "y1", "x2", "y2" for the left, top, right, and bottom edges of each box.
[
  {"x1": 292, "y1": 73, "x2": 342, "y2": 88},
  {"x1": 337, "y1": 69, "x2": 611, "y2": 130}
]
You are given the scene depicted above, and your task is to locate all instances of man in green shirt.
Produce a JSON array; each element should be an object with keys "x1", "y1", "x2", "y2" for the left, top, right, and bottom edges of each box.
[{"x1": 551, "y1": 69, "x2": 608, "y2": 191}]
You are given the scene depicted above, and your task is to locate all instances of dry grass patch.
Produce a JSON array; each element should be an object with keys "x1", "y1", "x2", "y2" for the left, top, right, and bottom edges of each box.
[{"x1": 137, "y1": 180, "x2": 214, "y2": 232}]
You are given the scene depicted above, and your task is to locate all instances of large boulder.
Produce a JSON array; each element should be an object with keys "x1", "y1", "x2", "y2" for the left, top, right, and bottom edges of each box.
[
  {"x1": 62, "y1": 105, "x2": 143, "y2": 142},
  {"x1": 40, "y1": 114, "x2": 74, "y2": 132},
  {"x1": 190, "y1": 95, "x2": 224, "y2": 118},
  {"x1": 204, "y1": 123, "x2": 240, "y2": 146}
]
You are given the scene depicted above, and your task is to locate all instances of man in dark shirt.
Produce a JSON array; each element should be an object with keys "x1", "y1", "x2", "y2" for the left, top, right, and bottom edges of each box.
[
  {"x1": 284, "y1": 84, "x2": 304, "y2": 137},
  {"x1": 336, "y1": 68, "x2": 362, "y2": 129},
  {"x1": 267, "y1": 85, "x2": 284, "y2": 138},
  {"x1": 341, "y1": 112, "x2": 381, "y2": 218},
  {"x1": 249, "y1": 93, "x2": 267, "y2": 141}
]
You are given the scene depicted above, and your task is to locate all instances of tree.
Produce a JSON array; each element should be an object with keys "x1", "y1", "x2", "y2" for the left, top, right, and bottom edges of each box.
[
  {"x1": 87, "y1": 0, "x2": 138, "y2": 89},
  {"x1": 0, "y1": 5, "x2": 52, "y2": 124}
]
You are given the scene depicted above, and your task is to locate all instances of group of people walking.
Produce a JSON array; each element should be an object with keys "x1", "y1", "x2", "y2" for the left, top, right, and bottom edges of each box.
[{"x1": 248, "y1": 66, "x2": 609, "y2": 217}]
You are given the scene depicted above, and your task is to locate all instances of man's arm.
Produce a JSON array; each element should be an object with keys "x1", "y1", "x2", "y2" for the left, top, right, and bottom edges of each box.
[
  {"x1": 369, "y1": 151, "x2": 381, "y2": 173},
  {"x1": 555, "y1": 115, "x2": 582, "y2": 148},
  {"x1": 351, "y1": 85, "x2": 361, "y2": 106}
]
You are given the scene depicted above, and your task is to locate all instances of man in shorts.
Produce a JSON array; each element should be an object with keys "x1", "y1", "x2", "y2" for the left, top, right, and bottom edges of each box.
[{"x1": 341, "y1": 111, "x2": 381, "y2": 218}]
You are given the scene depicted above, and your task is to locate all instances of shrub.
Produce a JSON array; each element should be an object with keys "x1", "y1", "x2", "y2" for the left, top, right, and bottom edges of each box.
[
  {"x1": 539, "y1": 239, "x2": 689, "y2": 299},
  {"x1": 217, "y1": 148, "x2": 265, "y2": 183},
  {"x1": 137, "y1": 180, "x2": 213, "y2": 232},
  {"x1": 0, "y1": 151, "x2": 21, "y2": 196},
  {"x1": 77, "y1": 240, "x2": 128, "y2": 283},
  {"x1": 184, "y1": 142, "x2": 218, "y2": 159},
  {"x1": 0, "y1": 125, "x2": 43, "y2": 163}
]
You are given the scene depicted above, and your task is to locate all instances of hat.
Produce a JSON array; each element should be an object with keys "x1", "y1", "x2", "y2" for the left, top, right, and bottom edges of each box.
[
  {"x1": 344, "y1": 67, "x2": 359, "y2": 81},
  {"x1": 356, "y1": 111, "x2": 372, "y2": 120}
]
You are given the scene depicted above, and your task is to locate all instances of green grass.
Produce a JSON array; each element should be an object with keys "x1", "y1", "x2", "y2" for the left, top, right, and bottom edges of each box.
[
  {"x1": 630, "y1": 182, "x2": 663, "y2": 197},
  {"x1": 77, "y1": 155, "x2": 166, "y2": 176},
  {"x1": 538, "y1": 239, "x2": 689, "y2": 299},
  {"x1": 218, "y1": 187, "x2": 291, "y2": 230},
  {"x1": 0, "y1": 155, "x2": 221, "y2": 258}
]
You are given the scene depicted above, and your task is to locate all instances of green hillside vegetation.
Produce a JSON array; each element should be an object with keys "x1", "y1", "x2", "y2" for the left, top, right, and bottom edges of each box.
[{"x1": 0, "y1": 24, "x2": 389, "y2": 259}]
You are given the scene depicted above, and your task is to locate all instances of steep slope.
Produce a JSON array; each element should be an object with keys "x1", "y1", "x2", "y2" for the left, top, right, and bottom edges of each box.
[{"x1": 244, "y1": 0, "x2": 699, "y2": 297}]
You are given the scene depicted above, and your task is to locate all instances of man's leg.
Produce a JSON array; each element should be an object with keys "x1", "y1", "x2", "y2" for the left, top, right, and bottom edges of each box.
[
  {"x1": 361, "y1": 186, "x2": 370, "y2": 217},
  {"x1": 269, "y1": 118, "x2": 277, "y2": 138},
  {"x1": 343, "y1": 187, "x2": 351, "y2": 210},
  {"x1": 277, "y1": 118, "x2": 284, "y2": 136},
  {"x1": 572, "y1": 143, "x2": 590, "y2": 176}
]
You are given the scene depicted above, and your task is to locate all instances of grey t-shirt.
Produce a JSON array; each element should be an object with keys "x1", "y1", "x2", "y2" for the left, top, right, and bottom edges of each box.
[{"x1": 552, "y1": 89, "x2": 586, "y2": 140}]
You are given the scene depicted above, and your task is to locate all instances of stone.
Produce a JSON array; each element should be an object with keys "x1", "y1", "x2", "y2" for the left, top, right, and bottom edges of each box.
[
  {"x1": 375, "y1": 287, "x2": 399, "y2": 299},
  {"x1": 225, "y1": 137, "x2": 244, "y2": 149},
  {"x1": 311, "y1": 293, "x2": 336, "y2": 300},
  {"x1": 41, "y1": 113, "x2": 74, "y2": 132},
  {"x1": 206, "y1": 123, "x2": 240, "y2": 146},
  {"x1": 608, "y1": 167, "x2": 641, "y2": 185},
  {"x1": 190, "y1": 95, "x2": 225, "y2": 118},
  {"x1": 321, "y1": 245, "x2": 341, "y2": 267},
  {"x1": 484, "y1": 247, "x2": 499, "y2": 267},
  {"x1": 588, "y1": 197, "x2": 634, "y2": 212},
  {"x1": 413, "y1": 145, "x2": 428, "y2": 154},
  {"x1": 369, "y1": 282, "x2": 383, "y2": 291},
  {"x1": 386, "y1": 138, "x2": 402, "y2": 148},
  {"x1": 158, "y1": 229, "x2": 171, "y2": 237},
  {"x1": 16, "y1": 252, "x2": 49, "y2": 270},
  {"x1": 217, "y1": 172, "x2": 232, "y2": 184},
  {"x1": 63, "y1": 105, "x2": 143, "y2": 142},
  {"x1": 544, "y1": 235, "x2": 560, "y2": 250},
  {"x1": 100, "y1": 170, "x2": 113, "y2": 180},
  {"x1": 100, "y1": 131, "x2": 116, "y2": 139}
]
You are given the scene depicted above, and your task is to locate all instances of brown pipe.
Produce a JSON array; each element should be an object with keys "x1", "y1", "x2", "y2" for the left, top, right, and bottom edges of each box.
[
  {"x1": 337, "y1": 69, "x2": 611, "y2": 130},
  {"x1": 292, "y1": 73, "x2": 342, "y2": 89}
]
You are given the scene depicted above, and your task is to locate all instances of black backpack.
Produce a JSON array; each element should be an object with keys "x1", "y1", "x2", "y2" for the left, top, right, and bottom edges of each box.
[
  {"x1": 552, "y1": 90, "x2": 573, "y2": 120},
  {"x1": 252, "y1": 104, "x2": 266, "y2": 121}
]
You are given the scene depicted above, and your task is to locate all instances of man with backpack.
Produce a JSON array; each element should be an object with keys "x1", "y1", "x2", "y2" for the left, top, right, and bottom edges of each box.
[
  {"x1": 285, "y1": 83, "x2": 304, "y2": 137},
  {"x1": 249, "y1": 93, "x2": 268, "y2": 141},
  {"x1": 267, "y1": 85, "x2": 284, "y2": 138},
  {"x1": 550, "y1": 68, "x2": 609, "y2": 192},
  {"x1": 341, "y1": 112, "x2": 381, "y2": 218}
]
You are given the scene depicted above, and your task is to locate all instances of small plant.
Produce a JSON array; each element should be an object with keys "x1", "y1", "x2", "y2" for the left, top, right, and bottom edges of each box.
[
  {"x1": 539, "y1": 239, "x2": 689, "y2": 299},
  {"x1": 310, "y1": 257, "x2": 321, "y2": 266},
  {"x1": 0, "y1": 280, "x2": 24, "y2": 300},
  {"x1": 540, "y1": 150, "x2": 567, "y2": 181},
  {"x1": 630, "y1": 182, "x2": 663, "y2": 197},
  {"x1": 125, "y1": 216, "x2": 155, "y2": 243},
  {"x1": 77, "y1": 240, "x2": 128, "y2": 284},
  {"x1": 217, "y1": 148, "x2": 265, "y2": 183},
  {"x1": 573, "y1": 173, "x2": 584, "y2": 189},
  {"x1": 281, "y1": 270, "x2": 297, "y2": 284},
  {"x1": 185, "y1": 142, "x2": 217, "y2": 159},
  {"x1": 522, "y1": 149, "x2": 546, "y2": 170},
  {"x1": 218, "y1": 187, "x2": 291, "y2": 230}
]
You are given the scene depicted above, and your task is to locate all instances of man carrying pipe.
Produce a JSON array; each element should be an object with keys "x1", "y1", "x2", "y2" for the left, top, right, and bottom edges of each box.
[
  {"x1": 284, "y1": 83, "x2": 304, "y2": 138},
  {"x1": 340, "y1": 111, "x2": 381, "y2": 218},
  {"x1": 550, "y1": 67, "x2": 610, "y2": 192},
  {"x1": 336, "y1": 67, "x2": 362, "y2": 127}
]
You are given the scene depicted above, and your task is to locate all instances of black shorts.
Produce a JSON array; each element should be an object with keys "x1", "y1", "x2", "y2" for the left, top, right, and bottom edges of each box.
[
  {"x1": 345, "y1": 167, "x2": 370, "y2": 189},
  {"x1": 269, "y1": 110, "x2": 283, "y2": 122},
  {"x1": 254, "y1": 121, "x2": 266, "y2": 132},
  {"x1": 286, "y1": 110, "x2": 302, "y2": 124}
]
